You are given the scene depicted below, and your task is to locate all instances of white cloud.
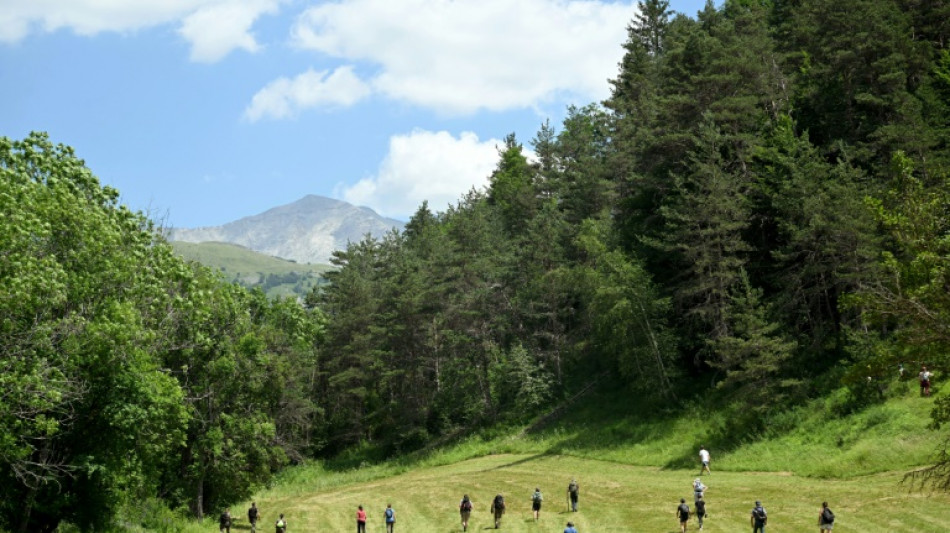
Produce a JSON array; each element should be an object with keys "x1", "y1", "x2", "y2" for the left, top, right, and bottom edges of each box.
[
  {"x1": 0, "y1": 0, "x2": 280, "y2": 62},
  {"x1": 179, "y1": 0, "x2": 279, "y2": 63},
  {"x1": 291, "y1": 0, "x2": 635, "y2": 114},
  {"x1": 243, "y1": 66, "x2": 372, "y2": 121},
  {"x1": 339, "y1": 130, "x2": 505, "y2": 219}
]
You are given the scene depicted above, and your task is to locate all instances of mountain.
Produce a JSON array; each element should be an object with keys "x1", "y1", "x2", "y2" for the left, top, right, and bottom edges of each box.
[{"x1": 168, "y1": 195, "x2": 405, "y2": 264}]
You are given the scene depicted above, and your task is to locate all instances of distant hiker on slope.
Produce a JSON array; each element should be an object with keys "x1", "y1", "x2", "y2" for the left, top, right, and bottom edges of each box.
[
  {"x1": 275, "y1": 513, "x2": 287, "y2": 533},
  {"x1": 356, "y1": 505, "x2": 367, "y2": 533},
  {"x1": 531, "y1": 487, "x2": 543, "y2": 520},
  {"x1": 699, "y1": 445, "x2": 711, "y2": 475},
  {"x1": 490, "y1": 494, "x2": 506, "y2": 529},
  {"x1": 384, "y1": 503, "x2": 395, "y2": 533},
  {"x1": 818, "y1": 501, "x2": 835, "y2": 532},
  {"x1": 459, "y1": 494, "x2": 474, "y2": 532},
  {"x1": 567, "y1": 478, "x2": 579, "y2": 512},
  {"x1": 676, "y1": 498, "x2": 690, "y2": 533},
  {"x1": 751, "y1": 500, "x2": 767, "y2": 533}
]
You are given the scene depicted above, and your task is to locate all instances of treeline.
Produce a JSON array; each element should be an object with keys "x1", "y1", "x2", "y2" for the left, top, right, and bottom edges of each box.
[
  {"x1": 0, "y1": 135, "x2": 327, "y2": 530},
  {"x1": 314, "y1": 0, "x2": 950, "y2": 460},
  {"x1": 2, "y1": 0, "x2": 950, "y2": 531}
]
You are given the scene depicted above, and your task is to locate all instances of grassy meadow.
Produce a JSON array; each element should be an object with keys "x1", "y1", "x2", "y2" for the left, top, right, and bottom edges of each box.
[{"x1": 133, "y1": 378, "x2": 950, "y2": 533}]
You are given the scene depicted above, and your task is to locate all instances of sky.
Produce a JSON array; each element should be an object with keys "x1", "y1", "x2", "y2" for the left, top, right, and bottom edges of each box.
[{"x1": 1, "y1": 0, "x2": 709, "y2": 228}]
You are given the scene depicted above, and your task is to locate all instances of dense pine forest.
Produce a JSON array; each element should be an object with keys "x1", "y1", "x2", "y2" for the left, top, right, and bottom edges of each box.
[{"x1": 2, "y1": 0, "x2": 949, "y2": 531}]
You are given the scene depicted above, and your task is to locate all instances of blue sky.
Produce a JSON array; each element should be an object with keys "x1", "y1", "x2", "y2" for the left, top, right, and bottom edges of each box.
[{"x1": 2, "y1": 0, "x2": 709, "y2": 228}]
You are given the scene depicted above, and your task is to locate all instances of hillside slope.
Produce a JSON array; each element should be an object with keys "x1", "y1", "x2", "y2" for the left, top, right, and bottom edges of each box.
[{"x1": 171, "y1": 241, "x2": 331, "y2": 299}]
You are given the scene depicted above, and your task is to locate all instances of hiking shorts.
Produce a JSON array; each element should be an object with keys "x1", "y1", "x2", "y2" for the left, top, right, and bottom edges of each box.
[
  {"x1": 460, "y1": 511, "x2": 471, "y2": 521},
  {"x1": 820, "y1": 524, "x2": 833, "y2": 530},
  {"x1": 532, "y1": 501, "x2": 541, "y2": 511}
]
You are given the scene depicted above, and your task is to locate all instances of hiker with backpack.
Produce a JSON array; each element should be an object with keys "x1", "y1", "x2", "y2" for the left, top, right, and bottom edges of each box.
[
  {"x1": 676, "y1": 498, "x2": 690, "y2": 533},
  {"x1": 567, "y1": 479, "x2": 579, "y2": 512},
  {"x1": 692, "y1": 478, "x2": 707, "y2": 502},
  {"x1": 219, "y1": 508, "x2": 232, "y2": 533},
  {"x1": 275, "y1": 513, "x2": 287, "y2": 533},
  {"x1": 384, "y1": 503, "x2": 395, "y2": 533},
  {"x1": 750, "y1": 500, "x2": 767, "y2": 533},
  {"x1": 459, "y1": 494, "x2": 474, "y2": 532},
  {"x1": 356, "y1": 505, "x2": 367, "y2": 533},
  {"x1": 694, "y1": 494, "x2": 707, "y2": 531},
  {"x1": 490, "y1": 494, "x2": 506, "y2": 529},
  {"x1": 531, "y1": 487, "x2": 543, "y2": 520},
  {"x1": 818, "y1": 501, "x2": 835, "y2": 531},
  {"x1": 247, "y1": 503, "x2": 260, "y2": 533}
]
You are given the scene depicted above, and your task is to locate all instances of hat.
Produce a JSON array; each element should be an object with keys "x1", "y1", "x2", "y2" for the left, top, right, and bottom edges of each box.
[{"x1": 755, "y1": 500, "x2": 761, "y2": 506}]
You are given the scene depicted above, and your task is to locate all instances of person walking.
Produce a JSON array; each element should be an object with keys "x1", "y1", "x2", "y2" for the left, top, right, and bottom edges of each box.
[
  {"x1": 356, "y1": 505, "x2": 367, "y2": 533},
  {"x1": 564, "y1": 520, "x2": 578, "y2": 533},
  {"x1": 751, "y1": 500, "x2": 767, "y2": 533},
  {"x1": 248, "y1": 502, "x2": 259, "y2": 533},
  {"x1": 459, "y1": 494, "x2": 474, "y2": 532},
  {"x1": 490, "y1": 494, "x2": 506, "y2": 529},
  {"x1": 219, "y1": 508, "x2": 232, "y2": 533},
  {"x1": 274, "y1": 513, "x2": 287, "y2": 533},
  {"x1": 920, "y1": 365, "x2": 932, "y2": 396},
  {"x1": 699, "y1": 446, "x2": 711, "y2": 475},
  {"x1": 695, "y1": 495, "x2": 707, "y2": 531},
  {"x1": 676, "y1": 498, "x2": 690, "y2": 533},
  {"x1": 692, "y1": 478, "x2": 707, "y2": 502},
  {"x1": 531, "y1": 487, "x2": 543, "y2": 520},
  {"x1": 384, "y1": 503, "x2": 395, "y2": 533},
  {"x1": 567, "y1": 479, "x2": 579, "y2": 512},
  {"x1": 818, "y1": 501, "x2": 835, "y2": 531}
]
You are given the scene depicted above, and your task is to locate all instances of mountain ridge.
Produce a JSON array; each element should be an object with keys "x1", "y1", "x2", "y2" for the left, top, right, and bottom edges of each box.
[{"x1": 168, "y1": 195, "x2": 404, "y2": 264}]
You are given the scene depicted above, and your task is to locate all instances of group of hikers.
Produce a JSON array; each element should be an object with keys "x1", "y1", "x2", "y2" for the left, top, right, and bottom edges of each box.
[
  {"x1": 217, "y1": 503, "x2": 283, "y2": 533},
  {"x1": 675, "y1": 446, "x2": 836, "y2": 532},
  {"x1": 463, "y1": 478, "x2": 581, "y2": 532},
  {"x1": 214, "y1": 444, "x2": 850, "y2": 532},
  {"x1": 219, "y1": 479, "x2": 582, "y2": 533}
]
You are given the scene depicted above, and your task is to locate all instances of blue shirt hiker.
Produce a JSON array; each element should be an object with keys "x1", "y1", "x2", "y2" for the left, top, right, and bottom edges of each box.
[
  {"x1": 564, "y1": 521, "x2": 578, "y2": 533},
  {"x1": 384, "y1": 504, "x2": 395, "y2": 533}
]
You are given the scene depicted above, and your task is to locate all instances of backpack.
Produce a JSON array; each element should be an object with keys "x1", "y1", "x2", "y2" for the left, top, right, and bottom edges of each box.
[
  {"x1": 678, "y1": 503, "x2": 690, "y2": 519},
  {"x1": 461, "y1": 499, "x2": 473, "y2": 512},
  {"x1": 493, "y1": 496, "x2": 505, "y2": 510},
  {"x1": 532, "y1": 491, "x2": 542, "y2": 502},
  {"x1": 822, "y1": 507, "x2": 835, "y2": 523},
  {"x1": 753, "y1": 507, "x2": 766, "y2": 522},
  {"x1": 385, "y1": 508, "x2": 394, "y2": 521},
  {"x1": 568, "y1": 482, "x2": 578, "y2": 494}
]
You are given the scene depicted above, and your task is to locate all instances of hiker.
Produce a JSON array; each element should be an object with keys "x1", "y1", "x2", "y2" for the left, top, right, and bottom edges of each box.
[
  {"x1": 564, "y1": 520, "x2": 578, "y2": 533},
  {"x1": 692, "y1": 478, "x2": 707, "y2": 502},
  {"x1": 275, "y1": 513, "x2": 287, "y2": 533},
  {"x1": 490, "y1": 494, "x2": 506, "y2": 529},
  {"x1": 384, "y1": 503, "x2": 395, "y2": 533},
  {"x1": 920, "y1": 365, "x2": 932, "y2": 396},
  {"x1": 248, "y1": 502, "x2": 259, "y2": 533},
  {"x1": 567, "y1": 478, "x2": 579, "y2": 512},
  {"x1": 219, "y1": 508, "x2": 232, "y2": 533},
  {"x1": 459, "y1": 494, "x2": 474, "y2": 532},
  {"x1": 356, "y1": 505, "x2": 367, "y2": 533},
  {"x1": 531, "y1": 487, "x2": 543, "y2": 520},
  {"x1": 676, "y1": 498, "x2": 690, "y2": 533},
  {"x1": 699, "y1": 445, "x2": 711, "y2": 475},
  {"x1": 695, "y1": 494, "x2": 707, "y2": 531},
  {"x1": 751, "y1": 500, "x2": 767, "y2": 533},
  {"x1": 818, "y1": 501, "x2": 835, "y2": 531}
]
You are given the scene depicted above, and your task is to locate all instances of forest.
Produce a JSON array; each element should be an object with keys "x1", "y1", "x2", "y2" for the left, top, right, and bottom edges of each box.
[{"x1": 1, "y1": 0, "x2": 949, "y2": 531}]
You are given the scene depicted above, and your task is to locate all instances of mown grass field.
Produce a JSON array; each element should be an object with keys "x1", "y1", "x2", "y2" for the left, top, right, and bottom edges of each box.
[
  {"x1": 225, "y1": 453, "x2": 948, "y2": 533},
  {"x1": 147, "y1": 378, "x2": 950, "y2": 533}
]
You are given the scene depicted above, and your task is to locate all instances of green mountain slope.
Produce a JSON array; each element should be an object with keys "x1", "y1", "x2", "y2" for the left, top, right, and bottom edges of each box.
[
  {"x1": 170, "y1": 241, "x2": 332, "y2": 299},
  {"x1": 174, "y1": 380, "x2": 945, "y2": 533}
]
